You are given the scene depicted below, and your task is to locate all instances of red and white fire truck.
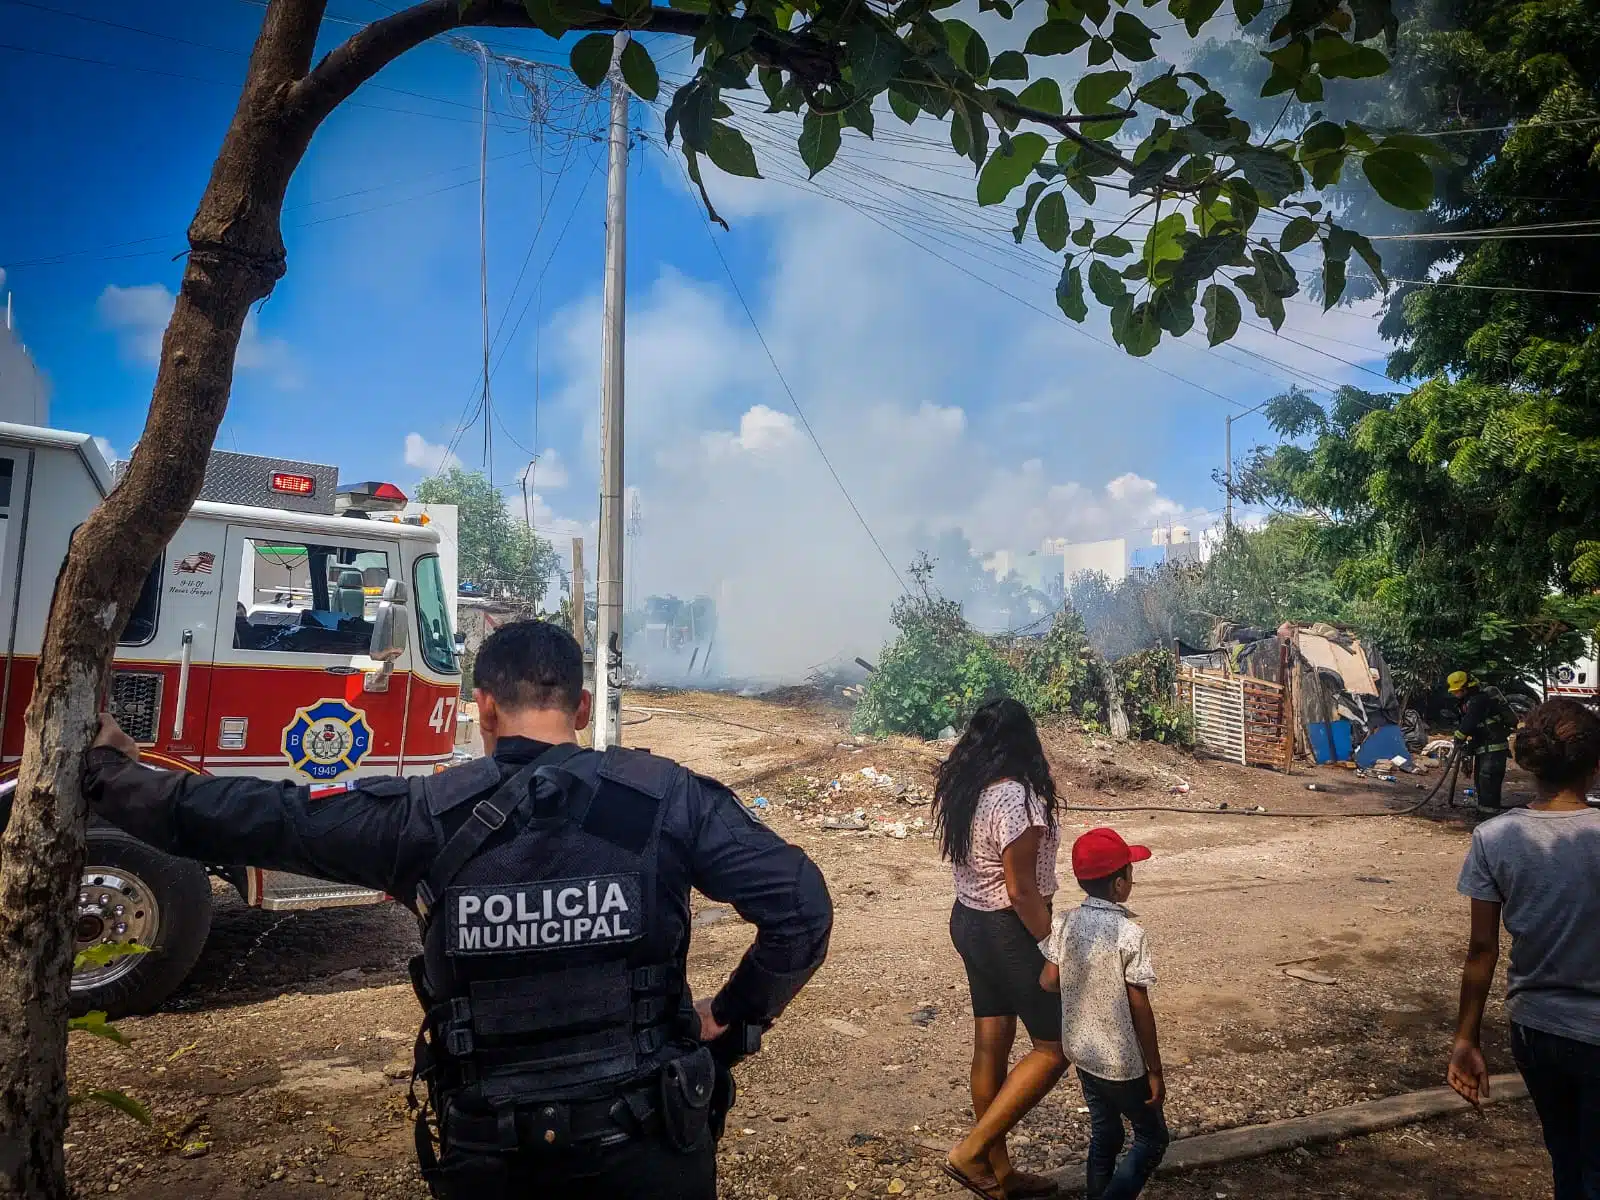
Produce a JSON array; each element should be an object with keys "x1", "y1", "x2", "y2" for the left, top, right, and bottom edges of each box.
[{"x1": 0, "y1": 422, "x2": 465, "y2": 1015}]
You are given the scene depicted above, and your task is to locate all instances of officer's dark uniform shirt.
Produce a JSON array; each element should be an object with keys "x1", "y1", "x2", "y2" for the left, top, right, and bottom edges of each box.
[{"x1": 81, "y1": 736, "x2": 832, "y2": 1030}]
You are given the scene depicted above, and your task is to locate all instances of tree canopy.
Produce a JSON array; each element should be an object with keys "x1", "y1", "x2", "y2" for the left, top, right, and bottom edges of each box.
[
  {"x1": 1235, "y1": 0, "x2": 1600, "y2": 680},
  {"x1": 552, "y1": 0, "x2": 1432, "y2": 354},
  {"x1": 415, "y1": 468, "x2": 560, "y2": 605}
]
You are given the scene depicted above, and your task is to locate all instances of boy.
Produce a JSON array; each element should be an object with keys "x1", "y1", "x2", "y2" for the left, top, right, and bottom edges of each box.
[{"x1": 1041, "y1": 828, "x2": 1168, "y2": 1200}]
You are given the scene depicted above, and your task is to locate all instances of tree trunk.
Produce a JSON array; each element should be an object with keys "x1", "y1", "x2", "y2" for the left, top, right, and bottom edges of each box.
[{"x1": 0, "y1": 3, "x2": 326, "y2": 1191}]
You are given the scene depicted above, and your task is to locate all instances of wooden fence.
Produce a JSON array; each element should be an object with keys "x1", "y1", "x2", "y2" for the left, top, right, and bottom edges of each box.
[{"x1": 1179, "y1": 667, "x2": 1294, "y2": 772}]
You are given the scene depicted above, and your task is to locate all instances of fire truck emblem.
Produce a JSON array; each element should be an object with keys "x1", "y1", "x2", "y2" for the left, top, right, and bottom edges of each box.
[{"x1": 281, "y1": 700, "x2": 373, "y2": 781}]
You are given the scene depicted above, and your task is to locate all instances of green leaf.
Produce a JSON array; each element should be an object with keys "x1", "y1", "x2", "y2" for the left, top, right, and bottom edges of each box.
[
  {"x1": 1319, "y1": 45, "x2": 1389, "y2": 79},
  {"x1": 568, "y1": 33, "x2": 614, "y2": 90},
  {"x1": 1153, "y1": 284, "x2": 1196, "y2": 337},
  {"x1": 1233, "y1": 0, "x2": 1262, "y2": 23},
  {"x1": 1184, "y1": 0, "x2": 1225, "y2": 37},
  {"x1": 1136, "y1": 74, "x2": 1189, "y2": 115},
  {"x1": 522, "y1": 0, "x2": 571, "y2": 37},
  {"x1": 842, "y1": 98, "x2": 875, "y2": 137},
  {"x1": 618, "y1": 39, "x2": 659, "y2": 102},
  {"x1": 67, "y1": 1010, "x2": 128, "y2": 1045},
  {"x1": 1378, "y1": 133, "x2": 1456, "y2": 161},
  {"x1": 1108, "y1": 12, "x2": 1157, "y2": 61},
  {"x1": 943, "y1": 19, "x2": 990, "y2": 78},
  {"x1": 1016, "y1": 78, "x2": 1063, "y2": 115},
  {"x1": 1112, "y1": 300, "x2": 1161, "y2": 355},
  {"x1": 1056, "y1": 261, "x2": 1088, "y2": 321},
  {"x1": 888, "y1": 88, "x2": 921, "y2": 125},
  {"x1": 978, "y1": 132, "x2": 1049, "y2": 206},
  {"x1": 1144, "y1": 211, "x2": 1188, "y2": 278},
  {"x1": 1280, "y1": 215, "x2": 1317, "y2": 251},
  {"x1": 71, "y1": 1090, "x2": 151, "y2": 1127},
  {"x1": 1078, "y1": 0, "x2": 1110, "y2": 24},
  {"x1": 1233, "y1": 146, "x2": 1300, "y2": 203},
  {"x1": 1035, "y1": 190, "x2": 1069, "y2": 251},
  {"x1": 1172, "y1": 230, "x2": 1246, "y2": 285},
  {"x1": 1201, "y1": 283, "x2": 1241, "y2": 344},
  {"x1": 1072, "y1": 217, "x2": 1096, "y2": 247},
  {"x1": 952, "y1": 97, "x2": 987, "y2": 169},
  {"x1": 72, "y1": 942, "x2": 149, "y2": 971},
  {"x1": 1092, "y1": 233, "x2": 1133, "y2": 257},
  {"x1": 1013, "y1": 180, "x2": 1047, "y2": 243},
  {"x1": 1074, "y1": 70, "x2": 1130, "y2": 115},
  {"x1": 682, "y1": 149, "x2": 728, "y2": 230},
  {"x1": 990, "y1": 50, "x2": 1029, "y2": 81},
  {"x1": 612, "y1": 0, "x2": 651, "y2": 19},
  {"x1": 1024, "y1": 19, "x2": 1090, "y2": 56},
  {"x1": 1086, "y1": 36, "x2": 1114, "y2": 66},
  {"x1": 849, "y1": 26, "x2": 905, "y2": 95},
  {"x1": 707, "y1": 122, "x2": 761, "y2": 178},
  {"x1": 1362, "y1": 146, "x2": 1433, "y2": 210},
  {"x1": 1088, "y1": 259, "x2": 1127, "y2": 307},
  {"x1": 1322, "y1": 255, "x2": 1347, "y2": 310},
  {"x1": 1236, "y1": 270, "x2": 1286, "y2": 328},
  {"x1": 799, "y1": 110, "x2": 842, "y2": 177}
]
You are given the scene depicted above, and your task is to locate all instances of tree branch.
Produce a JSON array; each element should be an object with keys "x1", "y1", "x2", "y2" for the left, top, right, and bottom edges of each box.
[{"x1": 994, "y1": 97, "x2": 1200, "y2": 194}]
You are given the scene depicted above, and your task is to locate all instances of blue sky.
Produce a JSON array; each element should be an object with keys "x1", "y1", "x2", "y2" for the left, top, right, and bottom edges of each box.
[{"x1": 1, "y1": 1, "x2": 1399, "y2": 670}]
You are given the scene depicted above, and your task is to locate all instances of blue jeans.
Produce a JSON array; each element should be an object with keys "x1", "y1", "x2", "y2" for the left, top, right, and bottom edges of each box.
[
  {"x1": 1079, "y1": 1070, "x2": 1169, "y2": 1200},
  {"x1": 1511, "y1": 1023, "x2": 1600, "y2": 1200}
]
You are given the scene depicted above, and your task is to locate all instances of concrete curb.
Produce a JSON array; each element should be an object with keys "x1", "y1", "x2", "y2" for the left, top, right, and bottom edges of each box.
[{"x1": 928, "y1": 1073, "x2": 1527, "y2": 1197}]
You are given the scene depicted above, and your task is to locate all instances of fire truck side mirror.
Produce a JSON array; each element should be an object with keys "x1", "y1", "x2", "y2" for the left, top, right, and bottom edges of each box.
[{"x1": 369, "y1": 580, "x2": 411, "y2": 664}]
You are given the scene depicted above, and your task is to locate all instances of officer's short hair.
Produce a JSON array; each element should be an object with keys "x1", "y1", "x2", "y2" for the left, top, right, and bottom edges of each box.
[{"x1": 473, "y1": 620, "x2": 583, "y2": 713}]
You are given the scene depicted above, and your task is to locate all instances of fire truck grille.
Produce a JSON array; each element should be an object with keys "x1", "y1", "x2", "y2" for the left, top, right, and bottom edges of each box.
[{"x1": 108, "y1": 672, "x2": 164, "y2": 744}]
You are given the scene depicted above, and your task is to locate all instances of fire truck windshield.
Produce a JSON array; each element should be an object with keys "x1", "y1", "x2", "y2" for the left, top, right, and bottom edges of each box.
[{"x1": 413, "y1": 554, "x2": 458, "y2": 675}]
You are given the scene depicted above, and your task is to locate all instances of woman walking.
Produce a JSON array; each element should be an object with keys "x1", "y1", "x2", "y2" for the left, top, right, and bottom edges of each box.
[
  {"x1": 1449, "y1": 698, "x2": 1600, "y2": 1199},
  {"x1": 937, "y1": 698, "x2": 1069, "y2": 1199}
]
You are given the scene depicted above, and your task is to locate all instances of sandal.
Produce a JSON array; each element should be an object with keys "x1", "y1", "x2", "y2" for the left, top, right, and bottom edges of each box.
[{"x1": 941, "y1": 1159, "x2": 1006, "y2": 1200}]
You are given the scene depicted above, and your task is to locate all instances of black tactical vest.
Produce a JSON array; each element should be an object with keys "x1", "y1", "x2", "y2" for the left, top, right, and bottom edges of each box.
[{"x1": 408, "y1": 745, "x2": 701, "y2": 1148}]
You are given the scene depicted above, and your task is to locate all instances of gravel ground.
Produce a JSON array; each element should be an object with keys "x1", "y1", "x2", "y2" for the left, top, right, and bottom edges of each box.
[{"x1": 63, "y1": 691, "x2": 1553, "y2": 1199}]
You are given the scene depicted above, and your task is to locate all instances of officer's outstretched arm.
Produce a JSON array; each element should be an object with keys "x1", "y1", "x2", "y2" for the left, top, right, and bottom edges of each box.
[
  {"x1": 687, "y1": 777, "x2": 833, "y2": 1029},
  {"x1": 83, "y1": 746, "x2": 417, "y2": 898}
]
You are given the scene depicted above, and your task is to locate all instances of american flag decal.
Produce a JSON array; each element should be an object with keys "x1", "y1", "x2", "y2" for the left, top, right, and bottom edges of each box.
[{"x1": 174, "y1": 551, "x2": 216, "y2": 575}]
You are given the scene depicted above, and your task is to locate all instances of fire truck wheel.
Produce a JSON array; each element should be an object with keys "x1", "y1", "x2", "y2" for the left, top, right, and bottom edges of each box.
[{"x1": 71, "y1": 827, "x2": 213, "y2": 1019}]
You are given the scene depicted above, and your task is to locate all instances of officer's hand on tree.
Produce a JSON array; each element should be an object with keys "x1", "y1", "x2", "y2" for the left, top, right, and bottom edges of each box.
[
  {"x1": 694, "y1": 997, "x2": 728, "y2": 1043},
  {"x1": 93, "y1": 713, "x2": 140, "y2": 761}
]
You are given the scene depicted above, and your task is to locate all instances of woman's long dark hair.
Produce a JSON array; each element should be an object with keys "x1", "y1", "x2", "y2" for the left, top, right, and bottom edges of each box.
[{"x1": 933, "y1": 697, "x2": 1058, "y2": 865}]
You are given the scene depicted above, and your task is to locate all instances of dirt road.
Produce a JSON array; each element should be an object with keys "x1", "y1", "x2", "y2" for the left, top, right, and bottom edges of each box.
[{"x1": 65, "y1": 692, "x2": 1552, "y2": 1199}]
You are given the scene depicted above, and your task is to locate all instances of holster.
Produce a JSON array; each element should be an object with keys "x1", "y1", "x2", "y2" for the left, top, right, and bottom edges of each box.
[
  {"x1": 659, "y1": 1046, "x2": 716, "y2": 1151},
  {"x1": 704, "y1": 1021, "x2": 765, "y2": 1142}
]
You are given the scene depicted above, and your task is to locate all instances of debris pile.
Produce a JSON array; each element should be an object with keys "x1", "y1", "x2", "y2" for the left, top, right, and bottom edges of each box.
[{"x1": 753, "y1": 761, "x2": 935, "y2": 839}]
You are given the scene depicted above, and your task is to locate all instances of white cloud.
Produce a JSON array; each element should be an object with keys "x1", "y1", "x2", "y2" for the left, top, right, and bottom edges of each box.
[
  {"x1": 97, "y1": 284, "x2": 298, "y2": 386},
  {"x1": 517, "y1": 450, "x2": 568, "y2": 491},
  {"x1": 403, "y1": 431, "x2": 461, "y2": 473}
]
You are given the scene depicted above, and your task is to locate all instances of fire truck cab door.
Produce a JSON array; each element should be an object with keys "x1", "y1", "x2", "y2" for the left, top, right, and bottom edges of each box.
[{"x1": 213, "y1": 524, "x2": 410, "y2": 910}]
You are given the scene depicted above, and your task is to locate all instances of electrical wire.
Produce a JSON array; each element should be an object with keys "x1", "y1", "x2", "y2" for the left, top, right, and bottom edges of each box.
[{"x1": 656, "y1": 139, "x2": 911, "y2": 596}]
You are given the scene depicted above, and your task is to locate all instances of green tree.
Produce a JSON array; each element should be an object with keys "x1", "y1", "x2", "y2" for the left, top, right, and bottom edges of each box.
[{"x1": 415, "y1": 468, "x2": 559, "y2": 607}]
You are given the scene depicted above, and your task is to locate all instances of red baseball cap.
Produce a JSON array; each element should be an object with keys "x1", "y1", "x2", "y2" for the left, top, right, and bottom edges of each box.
[{"x1": 1072, "y1": 827, "x2": 1152, "y2": 881}]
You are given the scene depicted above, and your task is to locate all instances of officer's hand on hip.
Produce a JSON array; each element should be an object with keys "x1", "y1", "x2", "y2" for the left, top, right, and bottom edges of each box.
[
  {"x1": 94, "y1": 713, "x2": 140, "y2": 761},
  {"x1": 695, "y1": 997, "x2": 728, "y2": 1042}
]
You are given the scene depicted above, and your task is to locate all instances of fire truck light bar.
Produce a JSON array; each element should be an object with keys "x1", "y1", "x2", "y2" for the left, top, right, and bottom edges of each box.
[{"x1": 270, "y1": 472, "x2": 317, "y2": 497}]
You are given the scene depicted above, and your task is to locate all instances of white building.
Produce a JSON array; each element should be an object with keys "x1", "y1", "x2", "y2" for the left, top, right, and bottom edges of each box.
[
  {"x1": 1043, "y1": 536, "x2": 1129, "y2": 584},
  {"x1": 0, "y1": 295, "x2": 49, "y2": 427}
]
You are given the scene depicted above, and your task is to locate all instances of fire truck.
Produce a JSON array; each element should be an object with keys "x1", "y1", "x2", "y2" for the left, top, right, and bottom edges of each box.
[{"x1": 0, "y1": 423, "x2": 465, "y2": 1016}]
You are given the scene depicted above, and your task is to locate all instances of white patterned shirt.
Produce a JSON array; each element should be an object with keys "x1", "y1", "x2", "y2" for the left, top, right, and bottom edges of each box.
[
  {"x1": 950, "y1": 780, "x2": 1060, "y2": 911},
  {"x1": 1042, "y1": 897, "x2": 1156, "y2": 1081}
]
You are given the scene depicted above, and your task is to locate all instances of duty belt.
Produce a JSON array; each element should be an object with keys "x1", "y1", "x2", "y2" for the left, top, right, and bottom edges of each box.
[{"x1": 442, "y1": 1084, "x2": 663, "y2": 1152}]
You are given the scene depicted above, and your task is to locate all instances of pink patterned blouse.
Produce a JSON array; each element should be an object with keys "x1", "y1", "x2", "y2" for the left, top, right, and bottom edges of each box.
[{"x1": 951, "y1": 779, "x2": 1060, "y2": 911}]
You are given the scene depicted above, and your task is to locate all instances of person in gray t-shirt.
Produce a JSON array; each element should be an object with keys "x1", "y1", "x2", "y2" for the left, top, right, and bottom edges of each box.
[{"x1": 1451, "y1": 698, "x2": 1600, "y2": 1200}]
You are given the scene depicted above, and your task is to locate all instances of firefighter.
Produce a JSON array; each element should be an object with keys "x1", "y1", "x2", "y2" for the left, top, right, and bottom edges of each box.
[
  {"x1": 1448, "y1": 670, "x2": 1519, "y2": 817},
  {"x1": 84, "y1": 619, "x2": 833, "y2": 1200}
]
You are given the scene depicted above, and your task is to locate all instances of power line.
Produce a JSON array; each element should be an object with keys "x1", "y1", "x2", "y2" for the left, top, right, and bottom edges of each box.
[
  {"x1": 1384, "y1": 276, "x2": 1600, "y2": 297},
  {"x1": 655, "y1": 140, "x2": 909, "y2": 595}
]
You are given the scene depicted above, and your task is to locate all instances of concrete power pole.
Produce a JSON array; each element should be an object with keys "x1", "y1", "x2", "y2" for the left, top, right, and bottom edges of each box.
[
  {"x1": 593, "y1": 32, "x2": 630, "y2": 750},
  {"x1": 1223, "y1": 412, "x2": 1233, "y2": 533}
]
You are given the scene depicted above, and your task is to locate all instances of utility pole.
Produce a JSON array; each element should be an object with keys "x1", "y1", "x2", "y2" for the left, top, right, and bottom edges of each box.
[
  {"x1": 1224, "y1": 412, "x2": 1234, "y2": 533},
  {"x1": 593, "y1": 32, "x2": 630, "y2": 750}
]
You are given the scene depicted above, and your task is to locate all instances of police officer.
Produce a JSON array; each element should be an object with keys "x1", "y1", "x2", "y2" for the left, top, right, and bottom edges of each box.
[
  {"x1": 1447, "y1": 670, "x2": 1518, "y2": 816},
  {"x1": 84, "y1": 619, "x2": 833, "y2": 1199}
]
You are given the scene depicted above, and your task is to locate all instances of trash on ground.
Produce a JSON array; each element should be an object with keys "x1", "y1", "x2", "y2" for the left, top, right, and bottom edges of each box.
[
  {"x1": 823, "y1": 815, "x2": 869, "y2": 831},
  {"x1": 1169, "y1": 783, "x2": 1191, "y2": 795},
  {"x1": 1284, "y1": 967, "x2": 1339, "y2": 986},
  {"x1": 1356, "y1": 875, "x2": 1394, "y2": 885},
  {"x1": 907, "y1": 1006, "x2": 937, "y2": 1027}
]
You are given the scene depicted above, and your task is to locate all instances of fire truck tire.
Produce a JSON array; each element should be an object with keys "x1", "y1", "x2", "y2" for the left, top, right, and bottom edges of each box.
[{"x1": 71, "y1": 827, "x2": 213, "y2": 1019}]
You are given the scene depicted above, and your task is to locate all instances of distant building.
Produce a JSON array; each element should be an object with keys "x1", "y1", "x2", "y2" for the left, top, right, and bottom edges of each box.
[
  {"x1": 985, "y1": 549, "x2": 1065, "y2": 595},
  {"x1": 1130, "y1": 525, "x2": 1203, "y2": 571},
  {"x1": 0, "y1": 296, "x2": 49, "y2": 426},
  {"x1": 1043, "y1": 536, "x2": 1128, "y2": 584}
]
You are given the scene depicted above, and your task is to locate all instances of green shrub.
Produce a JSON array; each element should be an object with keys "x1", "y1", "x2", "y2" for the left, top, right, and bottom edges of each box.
[{"x1": 1114, "y1": 648, "x2": 1192, "y2": 746}]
